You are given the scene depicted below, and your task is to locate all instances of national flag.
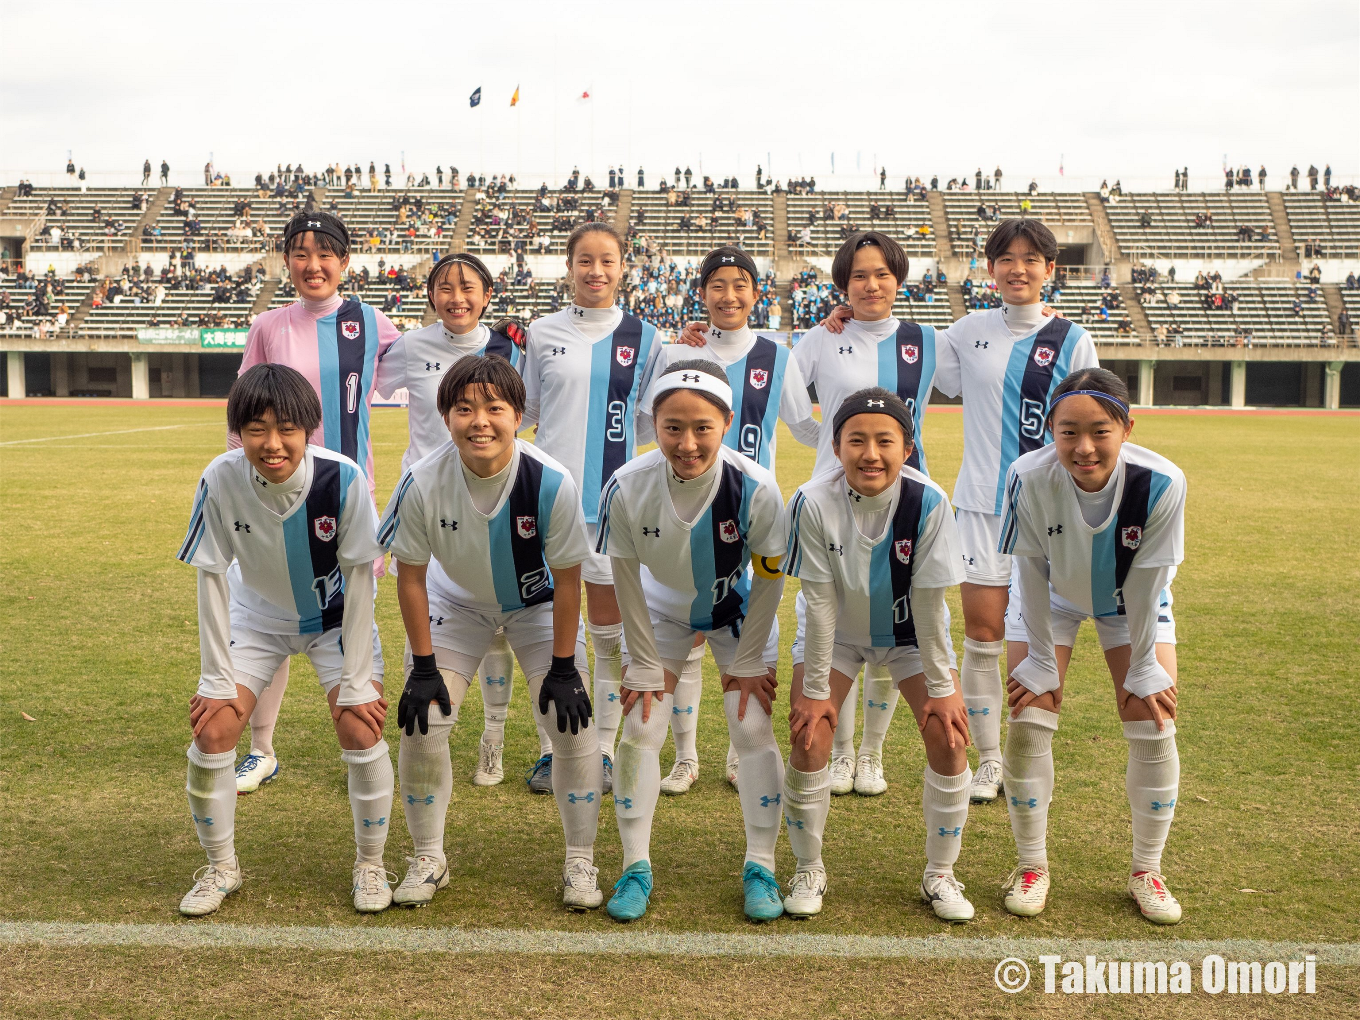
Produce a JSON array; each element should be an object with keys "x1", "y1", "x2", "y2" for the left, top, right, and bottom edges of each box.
[
  {"x1": 469, "y1": 87, "x2": 481, "y2": 108},
  {"x1": 510, "y1": 85, "x2": 520, "y2": 107}
]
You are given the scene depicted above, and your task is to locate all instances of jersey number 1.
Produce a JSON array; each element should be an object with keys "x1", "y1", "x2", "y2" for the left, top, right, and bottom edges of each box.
[{"x1": 345, "y1": 372, "x2": 360, "y2": 414}]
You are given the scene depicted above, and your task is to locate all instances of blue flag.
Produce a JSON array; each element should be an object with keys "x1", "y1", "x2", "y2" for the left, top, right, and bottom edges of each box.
[{"x1": 469, "y1": 87, "x2": 482, "y2": 108}]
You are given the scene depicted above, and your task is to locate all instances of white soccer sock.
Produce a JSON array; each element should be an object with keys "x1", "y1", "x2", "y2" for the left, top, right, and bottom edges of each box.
[
  {"x1": 832, "y1": 678, "x2": 858, "y2": 760},
  {"x1": 723, "y1": 691, "x2": 784, "y2": 871},
  {"x1": 535, "y1": 713, "x2": 554, "y2": 757},
  {"x1": 783, "y1": 765, "x2": 831, "y2": 870},
  {"x1": 538, "y1": 682, "x2": 603, "y2": 864},
  {"x1": 342, "y1": 741, "x2": 394, "y2": 866},
  {"x1": 248, "y1": 660, "x2": 289, "y2": 757},
  {"x1": 398, "y1": 717, "x2": 454, "y2": 862},
  {"x1": 669, "y1": 644, "x2": 705, "y2": 766},
  {"x1": 1002, "y1": 707, "x2": 1059, "y2": 869},
  {"x1": 859, "y1": 663, "x2": 900, "y2": 759},
  {"x1": 589, "y1": 623, "x2": 624, "y2": 757},
  {"x1": 962, "y1": 638, "x2": 1006, "y2": 765},
  {"x1": 614, "y1": 693, "x2": 671, "y2": 868},
  {"x1": 186, "y1": 745, "x2": 237, "y2": 867},
  {"x1": 1124, "y1": 720, "x2": 1179, "y2": 875},
  {"x1": 477, "y1": 632, "x2": 515, "y2": 745},
  {"x1": 923, "y1": 765, "x2": 973, "y2": 879}
]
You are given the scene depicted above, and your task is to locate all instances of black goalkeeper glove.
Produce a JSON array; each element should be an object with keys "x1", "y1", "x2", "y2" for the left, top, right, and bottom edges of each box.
[
  {"x1": 538, "y1": 655, "x2": 592, "y2": 735},
  {"x1": 491, "y1": 316, "x2": 528, "y2": 349},
  {"x1": 398, "y1": 653, "x2": 451, "y2": 736}
]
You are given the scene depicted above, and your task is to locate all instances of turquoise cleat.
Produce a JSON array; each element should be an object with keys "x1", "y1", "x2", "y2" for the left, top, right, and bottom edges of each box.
[
  {"x1": 606, "y1": 861, "x2": 653, "y2": 922},
  {"x1": 742, "y1": 861, "x2": 785, "y2": 922}
]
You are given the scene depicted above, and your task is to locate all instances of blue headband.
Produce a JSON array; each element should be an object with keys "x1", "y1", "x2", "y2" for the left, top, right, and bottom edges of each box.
[{"x1": 1048, "y1": 389, "x2": 1130, "y2": 416}]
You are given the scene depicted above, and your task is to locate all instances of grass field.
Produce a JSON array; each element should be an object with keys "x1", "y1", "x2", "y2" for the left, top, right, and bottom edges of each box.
[{"x1": 1, "y1": 401, "x2": 1358, "y2": 1017}]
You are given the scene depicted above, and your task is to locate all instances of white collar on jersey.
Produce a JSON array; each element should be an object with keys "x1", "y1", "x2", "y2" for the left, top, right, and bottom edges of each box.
[
  {"x1": 252, "y1": 454, "x2": 307, "y2": 496},
  {"x1": 568, "y1": 303, "x2": 620, "y2": 325},
  {"x1": 440, "y1": 320, "x2": 487, "y2": 345},
  {"x1": 1001, "y1": 300, "x2": 1047, "y2": 337},
  {"x1": 845, "y1": 315, "x2": 897, "y2": 341},
  {"x1": 701, "y1": 323, "x2": 753, "y2": 357},
  {"x1": 845, "y1": 479, "x2": 896, "y2": 514}
]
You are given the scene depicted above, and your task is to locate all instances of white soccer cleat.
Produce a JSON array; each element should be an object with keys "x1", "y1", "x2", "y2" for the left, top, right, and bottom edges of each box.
[
  {"x1": 853, "y1": 752, "x2": 887, "y2": 796},
  {"x1": 351, "y1": 862, "x2": 395, "y2": 913},
  {"x1": 179, "y1": 860, "x2": 242, "y2": 917},
  {"x1": 726, "y1": 748, "x2": 740, "y2": 791},
  {"x1": 783, "y1": 866, "x2": 827, "y2": 918},
  {"x1": 828, "y1": 754, "x2": 856, "y2": 795},
  {"x1": 235, "y1": 752, "x2": 279, "y2": 794},
  {"x1": 921, "y1": 873, "x2": 975, "y2": 923},
  {"x1": 969, "y1": 759, "x2": 1003, "y2": 803},
  {"x1": 1003, "y1": 865, "x2": 1050, "y2": 917},
  {"x1": 1128, "y1": 871, "x2": 1183, "y2": 925},
  {"x1": 471, "y1": 739, "x2": 505, "y2": 787},
  {"x1": 562, "y1": 856, "x2": 604, "y2": 911},
  {"x1": 660, "y1": 759, "x2": 698, "y2": 796},
  {"x1": 393, "y1": 855, "x2": 449, "y2": 907}
]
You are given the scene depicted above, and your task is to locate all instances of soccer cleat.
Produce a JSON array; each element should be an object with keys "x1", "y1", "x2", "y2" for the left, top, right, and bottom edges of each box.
[
  {"x1": 471, "y1": 739, "x2": 505, "y2": 787},
  {"x1": 526, "y1": 754, "x2": 554, "y2": 794},
  {"x1": 726, "y1": 747, "x2": 740, "y2": 791},
  {"x1": 606, "y1": 861, "x2": 654, "y2": 922},
  {"x1": 1003, "y1": 865, "x2": 1050, "y2": 917},
  {"x1": 178, "y1": 860, "x2": 242, "y2": 917},
  {"x1": 828, "y1": 754, "x2": 856, "y2": 795},
  {"x1": 921, "y1": 873, "x2": 975, "y2": 923},
  {"x1": 393, "y1": 855, "x2": 449, "y2": 907},
  {"x1": 601, "y1": 753, "x2": 614, "y2": 796},
  {"x1": 1128, "y1": 871, "x2": 1183, "y2": 925},
  {"x1": 853, "y1": 752, "x2": 887, "y2": 796},
  {"x1": 235, "y1": 752, "x2": 279, "y2": 794},
  {"x1": 562, "y1": 857, "x2": 604, "y2": 911},
  {"x1": 352, "y1": 862, "x2": 395, "y2": 913},
  {"x1": 783, "y1": 865, "x2": 827, "y2": 918},
  {"x1": 659, "y1": 760, "x2": 698, "y2": 796},
  {"x1": 742, "y1": 861, "x2": 785, "y2": 922},
  {"x1": 969, "y1": 759, "x2": 1003, "y2": 803}
]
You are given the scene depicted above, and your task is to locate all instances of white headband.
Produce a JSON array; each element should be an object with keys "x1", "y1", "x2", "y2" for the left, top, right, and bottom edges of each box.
[{"x1": 652, "y1": 369, "x2": 733, "y2": 413}]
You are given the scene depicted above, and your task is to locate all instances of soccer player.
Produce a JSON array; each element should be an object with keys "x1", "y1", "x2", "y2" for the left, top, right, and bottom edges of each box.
[
  {"x1": 520, "y1": 222, "x2": 664, "y2": 795},
  {"x1": 782, "y1": 389, "x2": 971, "y2": 921},
  {"x1": 176, "y1": 364, "x2": 393, "y2": 917},
  {"x1": 229, "y1": 211, "x2": 400, "y2": 796},
  {"x1": 597, "y1": 361, "x2": 788, "y2": 921},
  {"x1": 378, "y1": 355, "x2": 602, "y2": 909},
  {"x1": 998, "y1": 368, "x2": 1185, "y2": 924},
  {"x1": 640, "y1": 245, "x2": 818, "y2": 796},
  {"x1": 376, "y1": 252, "x2": 545, "y2": 788}
]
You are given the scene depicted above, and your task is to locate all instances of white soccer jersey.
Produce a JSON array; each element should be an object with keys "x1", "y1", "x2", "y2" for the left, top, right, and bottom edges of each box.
[
  {"x1": 792, "y1": 317, "x2": 945, "y2": 478},
  {"x1": 376, "y1": 322, "x2": 523, "y2": 470},
  {"x1": 999, "y1": 443, "x2": 1185, "y2": 619},
  {"x1": 520, "y1": 307, "x2": 662, "y2": 523},
  {"x1": 786, "y1": 466, "x2": 963, "y2": 649},
  {"x1": 177, "y1": 447, "x2": 382, "y2": 635},
  {"x1": 596, "y1": 447, "x2": 786, "y2": 631},
  {"x1": 379, "y1": 438, "x2": 590, "y2": 614},
  {"x1": 936, "y1": 309, "x2": 1098, "y2": 515},
  {"x1": 641, "y1": 330, "x2": 814, "y2": 471}
]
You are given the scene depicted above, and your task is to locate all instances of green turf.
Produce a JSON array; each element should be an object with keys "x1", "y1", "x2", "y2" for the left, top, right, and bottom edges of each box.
[{"x1": 1, "y1": 404, "x2": 1357, "y2": 945}]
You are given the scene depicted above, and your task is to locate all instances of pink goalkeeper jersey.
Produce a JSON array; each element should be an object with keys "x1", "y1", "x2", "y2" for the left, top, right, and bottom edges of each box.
[{"x1": 231, "y1": 295, "x2": 401, "y2": 495}]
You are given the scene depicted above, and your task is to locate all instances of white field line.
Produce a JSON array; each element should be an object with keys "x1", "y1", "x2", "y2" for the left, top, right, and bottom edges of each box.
[
  {"x1": 0, "y1": 922, "x2": 1356, "y2": 964},
  {"x1": 0, "y1": 422, "x2": 219, "y2": 446}
]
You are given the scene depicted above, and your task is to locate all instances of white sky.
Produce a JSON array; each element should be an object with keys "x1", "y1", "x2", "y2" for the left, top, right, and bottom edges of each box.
[{"x1": 2, "y1": 0, "x2": 1356, "y2": 190}]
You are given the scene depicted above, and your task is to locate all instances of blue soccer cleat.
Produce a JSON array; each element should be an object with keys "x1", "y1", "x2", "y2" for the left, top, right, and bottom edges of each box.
[
  {"x1": 601, "y1": 752, "x2": 614, "y2": 796},
  {"x1": 606, "y1": 861, "x2": 653, "y2": 922},
  {"x1": 235, "y1": 752, "x2": 279, "y2": 794},
  {"x1": 526, "y1": 754, "x2": 553, "y2": 794},
  {"x1": 742, "y1": 861, "x2": 785, "y2": 922}
]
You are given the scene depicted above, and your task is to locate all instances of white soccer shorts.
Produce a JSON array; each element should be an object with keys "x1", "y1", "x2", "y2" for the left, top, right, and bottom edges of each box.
[
  {"x1": 1004, "y1": 588, "x2": 1178, "y2": 650},
  {"x1": 220, "y1": 622, "x2": 384, "y2": 698},
  {"x1": 622, "y1": 609, "x2": 779, "y2": 675},
  {"x1": 421, "y1": 589, "x2": 588, "y2": 681},
  {"x1": 790, "y1": 588, "x2": 958, "y2": 671},
  {"x1": 955, "y1": 508, "x2": 1011, "y2": 586}
]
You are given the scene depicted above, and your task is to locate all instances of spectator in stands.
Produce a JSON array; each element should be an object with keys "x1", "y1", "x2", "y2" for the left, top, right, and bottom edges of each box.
[
  {"x1": 1339, "y1": 309, "x2": 1352, "y2": 339},
  {"x1": 638, "y1": 166, "x2": 645, "y2": 188},
  {"x1": 1173, "y1": 168, "x2": 1181, "y2": 190},
  {"x1": 1324, "y1": 165, "x2": 1332, "y2": 188},
  {"x1": 1258, "y1": 166, "x2": 1267, "y2": 190},
  {"x1": 1346, "y1": 272, "x2": 1357, "y2": 290},
  {"x1": 1307, "y1": 165, "x2": 1319, "y2": 190}
]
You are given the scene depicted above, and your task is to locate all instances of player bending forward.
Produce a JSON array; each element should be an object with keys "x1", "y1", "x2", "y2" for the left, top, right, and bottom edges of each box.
[
  {"x1": 999, "y1": 368, "x2": 1186, "y2": 924},
  {"x1": 598, "y1": 361, "x2": 789, "y2": 922},
  {"x1": 379, "y1": 356, "x2": 604, "y2": 909},
  {"x1": 177, "y1": 364, "x2": 393, "y2": 916},
  {"x1": 782, "y1": 389, "x2": 974, "y2": 921}
]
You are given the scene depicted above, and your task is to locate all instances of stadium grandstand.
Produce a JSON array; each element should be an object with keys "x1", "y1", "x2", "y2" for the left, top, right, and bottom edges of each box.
[{"x1": 2, "y1": 170, "x2": 1357, "y2": 407}]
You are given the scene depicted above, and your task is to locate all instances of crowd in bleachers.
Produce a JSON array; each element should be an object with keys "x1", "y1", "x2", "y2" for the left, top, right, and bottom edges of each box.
[{"x1": 0, "y1": 263, "x2": 93, "y2": 334}]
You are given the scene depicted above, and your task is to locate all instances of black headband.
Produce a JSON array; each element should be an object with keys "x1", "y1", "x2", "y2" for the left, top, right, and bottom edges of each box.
[
  {"x1": 428, "y1": 253, "x2": 493, "y2": 291},
  {"x1": 832, "y1": 393, "x2": 915, "y2": 444},
  {"x1": 699, "y1": 246, "x2": 759, "y2": 288},
  {"x1": 282, "y1": 215, "x2": 349, "y2": 251}
]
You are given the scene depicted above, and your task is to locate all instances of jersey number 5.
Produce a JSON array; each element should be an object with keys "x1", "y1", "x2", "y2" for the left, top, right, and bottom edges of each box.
[{"x1": 1020, "y1": 398, "x2": 1045, "y2": 440}]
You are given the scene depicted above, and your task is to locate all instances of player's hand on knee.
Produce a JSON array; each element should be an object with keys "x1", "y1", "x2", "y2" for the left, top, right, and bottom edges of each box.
[
  {"x1": 789, "y1": 695, "x2": 837, "y2": 751},
  {"x1": 724, "y1": 672, "x2": 777, "y2": 720},
  {"x1": 677, "y1": 320, "x2": 709, "y2": 347},
  {"x1": 622, "y1": 687, "x2": 659, "y2": 723},
  {"x1": 820, "y1": 304, "x2": 852, "y2": 334},
  {"x1": 189, "y1": 694, "x2": 245, "y2": 741},
  {"x1": 398, "y1": 654, "x2": 451, "y2": 736},
  {"x1": 538, "y1": 655, "x2": 592, "y2": 734},
  {"x1": 334, "y1": 697, "x2": 388, "y2": 743},
  {"x1": 920, "y1": 691, "x2": 972, "y2": 749},
  {"x1": 1136, "y1": 686, "x2": 1177, "y2": 730}
]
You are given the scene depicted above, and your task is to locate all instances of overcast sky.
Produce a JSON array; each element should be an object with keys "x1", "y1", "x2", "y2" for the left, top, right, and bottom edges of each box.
[{"x1": 2, "y1": 0, "x2": 1356, "y2": 190}]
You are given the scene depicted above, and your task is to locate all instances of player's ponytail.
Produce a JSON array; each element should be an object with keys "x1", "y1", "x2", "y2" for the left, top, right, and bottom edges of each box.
[{"x1": 1045, "y1": 368, "x2": 1131, "y2": 429}]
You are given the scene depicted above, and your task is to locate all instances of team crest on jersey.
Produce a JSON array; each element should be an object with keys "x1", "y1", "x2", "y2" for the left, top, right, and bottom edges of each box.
[
  {"x1": 900, "y1": 344, "x2": 919, "y2": 365},
  {"x1": 313, "y1": 516, "x2": 337, "y2": 542},
  {"x1": 616, "y1": 346, "x2": 635, "y2": 367},
  {"x1": 516, "y1": 516, "x2": 538, "y2": 539},
  {"x1": 719, "y1": 520, "x2": 740, "y2": 544},
  {"x1": 1033, "y1": 346, "x2": 1055, "y2": 367},
  {"x1": 341, "y1": 320, "x2": 361, "y2": 341},
  {"x1": 749, "y1": 368, "x2": 769, "y2": 390},
  {"x1": 1121, "y1": 525, "x2": 1142, "y2": 549},
  {"x1": 894, "y1": 538, "x2": 913, "y2": 564}
]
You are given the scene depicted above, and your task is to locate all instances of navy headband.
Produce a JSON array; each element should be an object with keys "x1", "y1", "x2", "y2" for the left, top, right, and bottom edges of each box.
[
  {"x1": 282, "y1": 215, "x2": 349, "y2": 251},
  {"x1": 1047, "y1": 389, "x2": 1130, "y2": 416},
  {"x1": 699, "y1": 246, "x2": 759, "y2": 288},
  {"x1": 832, "y1": 392, "x2": 915, "y2": 444}
]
